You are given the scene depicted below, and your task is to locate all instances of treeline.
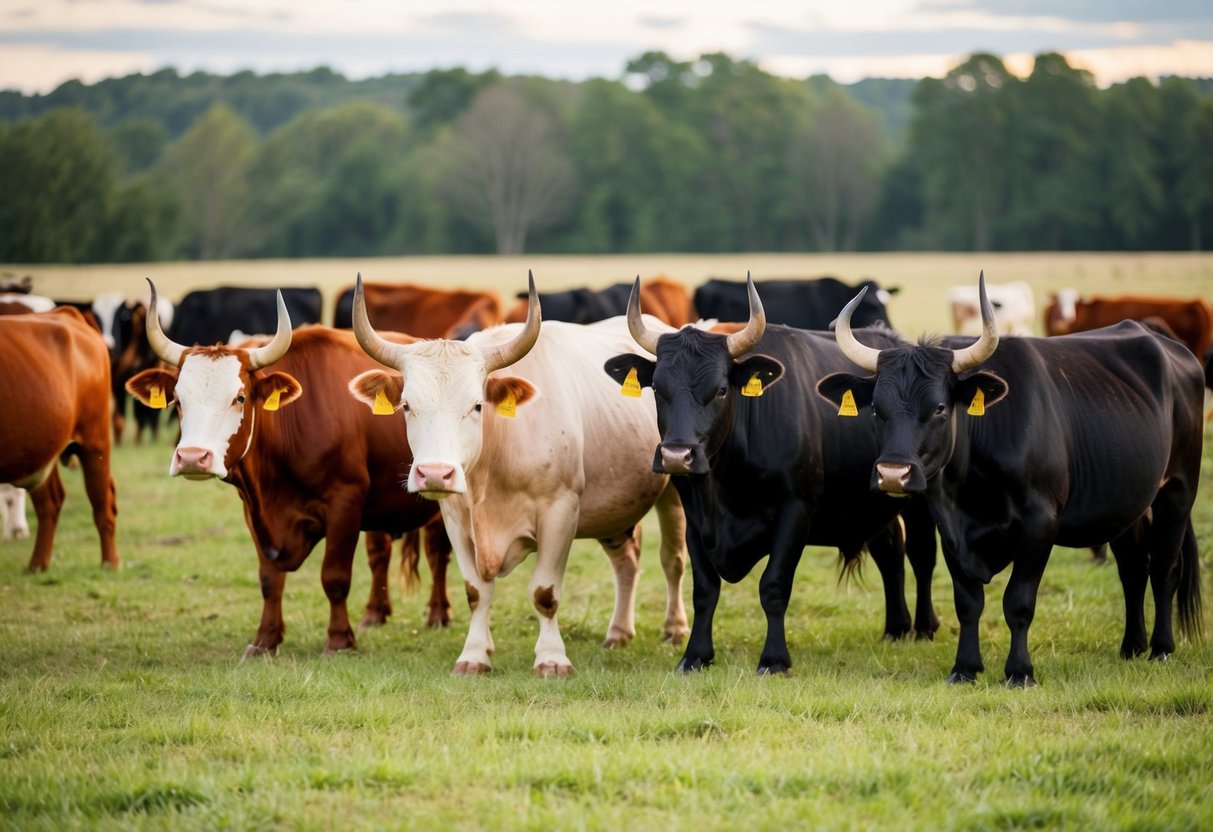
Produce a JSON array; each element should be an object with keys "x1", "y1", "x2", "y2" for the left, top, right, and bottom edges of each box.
[{"x1": 1, "y1": 51, "x2": 1211, "y2": 262}]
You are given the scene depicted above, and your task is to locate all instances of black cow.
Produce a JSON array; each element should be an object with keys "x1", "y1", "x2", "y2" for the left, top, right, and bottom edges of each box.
[
  {"x1": 817, "y1": 275, "x2": 1204, "y2": 686},
  {"x1": 514, "y1": 284, "x2": 633, "y2": 324},
  {"x1": 604, "y1": 276, "x2": 938, "y2": 675},
  {"x1": 694, "y1": 276, "x2": 898, "y2": 330},
  {"x1": 171, "y1": 287, "x2": 323, "y2": 347}
]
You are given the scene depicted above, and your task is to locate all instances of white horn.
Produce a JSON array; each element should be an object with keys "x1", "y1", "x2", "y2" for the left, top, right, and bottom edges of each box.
[
  {"x1": 482, "y1": 270, "x2": 541, "y2": 373},
  {"x1": 626, "y1": 276, "x2": 661, "y2": 356},
  {"x1": 144, "y1": 278, "x2": 186, "y2": 366},
  {"x1": 950, "y1": 271, "x2": 999, "y2": 373},
  {"x1": 724, "y1": 271, "x2": 766, "y2": 358},
  {"x1": 246, "y1": 290, "x2": 292, "y2": 370},
  {"x1": 352, "y1": 273, "x2": 408, "y2": 368},
  {"x1": 834, "y1": 286, "x2": 882, "y2": 372}
]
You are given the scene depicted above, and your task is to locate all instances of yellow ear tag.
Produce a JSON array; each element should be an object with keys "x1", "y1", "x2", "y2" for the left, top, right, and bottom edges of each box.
[
  {"x1": 497, "y1": 390, "x2": 517, "y2": 418},
  {"x1": 741, "y1": 375, "x2": 763, "y2": 397},
  {"x1": 372, "y1": 389, "x2": 395, "y2": 416},
  {"x1": 149, "y1": 386, "x2": 167, "y2": 409},
  {"x1": 838, "y1": 389, "x2": 859, "y2": 417},
  {"x1": 263, "y1": 388, "x2": 283, "y2": 411},
  {"x1": 967, "y1": 387, "x2": 986, "y2": 416},
  {"x1": 621, "y1": 367, "x2": 642, "y2": 398}
]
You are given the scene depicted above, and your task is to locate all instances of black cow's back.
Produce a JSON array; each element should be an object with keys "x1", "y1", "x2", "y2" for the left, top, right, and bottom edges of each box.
[
  {"x1": 172, "y1": 287, "x2": 322, "y2": 346},
  {"x1": 695, "y1": 277, "x2": 894, "y2": 330}
]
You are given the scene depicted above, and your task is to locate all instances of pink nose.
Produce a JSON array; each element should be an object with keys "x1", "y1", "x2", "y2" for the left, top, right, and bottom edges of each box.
[
  {"x1": 416, "y1": 463, "x2": 456, "y2": 492},
  {"x1": 876, "y1": 463, "x2": 912, "y2": 493},
  {"x1": 660, "y1": 446, "x2": 694, "y2": 474},
  {"x1": 175, "y1": 447, "x2": 214, "y2": 475}
]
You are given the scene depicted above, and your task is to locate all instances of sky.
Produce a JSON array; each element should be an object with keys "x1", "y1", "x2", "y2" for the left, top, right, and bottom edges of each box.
[{"x1": 1, "y1": 0, "x2": 1212, "y2": 95}]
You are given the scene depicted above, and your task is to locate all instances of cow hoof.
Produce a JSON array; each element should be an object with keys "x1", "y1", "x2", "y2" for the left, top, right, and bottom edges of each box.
[
  {"x1": 662, "y1": 626, "x2": 690, "y2": 646},
  {"x1": 358, "y1": 611, "x2": 389, "y2": 629},
  {"x1": 946, "y1": 670, "x2": 977, "y2": 685},
  {"x1": 322, "y1": 645, "x2": 357, "y2": 657},
  {"x1": 602, "y1": 632, "x2": 633, "y2": 650},
  {"x1": 914, "y1": 629, "x2": 937, "y2": 642},
  {"x1": 1119, "y1": 643, "x2": 1147, "y2": 659},
  {"x1": 451, "y1": 661, "x2": 492, "y2": 676},
  {"x1": 1005, "y1": 674, "x2": 1038, "y2": 688},
  {"x1": 675, "y1": 656, "x2": 712, "y2": 673},
  {"x1": 426, "y1": 609, "x2": 452, "y2": 629},
  {"x1": 533, "y1": 662, "x2": 574, "y2": 678},
  {"x1": 756, "y1": 664, "x2": 792, "y2": 677},
  {"x1": 14, "y1": 529, "x2": 29, "y2": 540},
  {"x1": 241, "y1": 643, "x2": 278, "y2": 660},
  {"x1": 1149, "y1": 651, "x2": 1171, "y2": 663},
  {"x1": 882, "y1": 630, "x2": 910, "y2": 642}
]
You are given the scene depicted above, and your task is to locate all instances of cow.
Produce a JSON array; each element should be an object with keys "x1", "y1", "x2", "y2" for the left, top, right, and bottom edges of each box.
[
  {"x1": 1205, "y1": 345, "x2": 1213, "y2": 421},
  {"x1": 170, "y1": 286, "x2": 323, "y2": 349},
  {"x1": 603, "y1": 275, "x2": 939, "y2": 676},
  {"x1": 693, "y1": 276, "x2": 898, "y2": 330},
  {"x1": 348, "y1": 273, "x2": 690, "y2": 677},
  {"x1": 1045, "y1": 290, "x2": 1213, "y2": 357},
  {"x1": 126, "y1": 282, "x2": 452, "y2": 656},
  {"x1": 0, "y1": 293, "x2": 56, "y2": 315},
  {"x1": 818, "y1": 274, "x2": 1204, "y2": 686},
  {"x1": 333, "y1": 282, "x2": 502, "y2": 341},
  {"x1": 0, "y1": 483, "x2": 30, "y2": 541},
  {"x1": 948, "y1": 280, "x2": 1035, "y2": 336},
  {"x1": 0, "y1": 307, "x2": 119, "y2": 571},
  {"x1": 502, "y1": 275, "x2": 697, "y2": 328}
]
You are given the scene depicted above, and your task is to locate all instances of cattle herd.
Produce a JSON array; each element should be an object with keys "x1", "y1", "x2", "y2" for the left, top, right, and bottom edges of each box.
[{"x1": 1, "y1": 270, "x2": 1210, "y2": 687}]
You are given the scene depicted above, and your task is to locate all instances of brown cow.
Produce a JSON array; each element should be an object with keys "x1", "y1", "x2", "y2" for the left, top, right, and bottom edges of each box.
[
  {"x1": 1045, "y1": 290, "x2": 1213, "y2": 356},
  {"x1": 128, "y1": 285, "x2": 450, "y2": 656},
  {"x1": 333, "y1": 282, "x2": 502, "y2": 341},
  {"x1": 503, "y1": 275, "x2": 697, "y2": 328},
  {"x1": 0, "y1": 307, "x2": 118, "y2": 571}
]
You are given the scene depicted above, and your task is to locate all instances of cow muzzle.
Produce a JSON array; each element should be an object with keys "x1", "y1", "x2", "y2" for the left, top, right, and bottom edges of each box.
[
  {"x1": 413, "y1": 463, "x2": 461, "y2": 499},
  {"x1": 875, "y1": 463, "x2": 913, "y2": 495},
  {"x1": 655, "y1": 444, "x2": 706, "y2": 475},
  {"x1": 173, "y1": 446, "x2": 221, "y2": 480}
]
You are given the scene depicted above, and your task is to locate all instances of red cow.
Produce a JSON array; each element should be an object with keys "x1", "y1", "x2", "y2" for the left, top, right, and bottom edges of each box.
[
  {"x1": 1045, "y1": 290, "x2": 1213, "y2": 356},
  {"x1": 333, "y1": 282, "x2": 503, "y2": 341}
]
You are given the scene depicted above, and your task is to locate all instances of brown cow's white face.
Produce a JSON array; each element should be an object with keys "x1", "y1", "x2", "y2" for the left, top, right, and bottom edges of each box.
[{"x1": 172, "y1": 353, "x2": 250, "y2": 479}]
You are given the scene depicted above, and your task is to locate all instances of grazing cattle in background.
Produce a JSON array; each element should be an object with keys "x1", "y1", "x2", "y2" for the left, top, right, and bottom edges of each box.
[
  {"x1": 0, "y1": 273, "x2": 33, "y2": 293},
  {"x1": 0, "y1": 293, "x2": 56, "y2": 315},
  {"x1": 1204, "y1": 345, "x2": 1213, "y2": 421},
  {"x1": 0, "y1": 483, "x2": 30, "y2": 541},
  {"x1": 349, "y1": 275, "x2": 690, "y2": 676},
  {"x1": 127, "y1": 283, "x2": 452, "y2": 655},
  {"x1": 104, "y1": 296, "x2": 176, "y2": 444},
  {"x1": 503, "y1": 275, "x2": 697, "y2": 328},
  {"x1": 693, "y1": 276, "x2": 899, "y2": 330},
  {"x1": 948, "y1": 280, "x2": 1036, "y2": 336},
  {"x1": 819, "y1": 275, "x2": 1203, "y2": 686},
  {"x1": 1045, "y1": 290, "x2": 1213, "y2": 357},
  {"x1": 170, "y1": 286, "x2": 323, "y2": 348},
  {"x1": 0, "y1": 307, "x2": 118, "y2": 571},
  {"x1": 604, "y1": 276, "x2": 939, "y2": 675},
  {"x1": 333, "y1": 282, "x2": 502, "y2": 341}
]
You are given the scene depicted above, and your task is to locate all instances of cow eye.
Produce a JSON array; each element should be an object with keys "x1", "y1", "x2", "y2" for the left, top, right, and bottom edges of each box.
[
  {"x1": 235, "y1": 394, "x2": 245, "y2": 406},
  {"x1": 717, "y1": 385, "x2": 728, "y2": 398},
  {"x1": 934, "y1": 403, "x2": 947, "y2": 416},
  {"x1": 474, "y1": 402, "x2": 483, "y2": 413},
  {"x1": 401, "y1": 401, "x2": 410, "y2": 413}
]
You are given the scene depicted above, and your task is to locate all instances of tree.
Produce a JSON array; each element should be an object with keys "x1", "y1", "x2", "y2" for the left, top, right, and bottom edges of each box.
[
  {"x1": 1179, "y1": 98, "x2": 1213, "y2": 250},
  {"x1": 442, "y1": 84, "x2": 573, "y2": 255},
  {"x1": 1098, "y1": 78, "x2": 1165, "y2": 249}
]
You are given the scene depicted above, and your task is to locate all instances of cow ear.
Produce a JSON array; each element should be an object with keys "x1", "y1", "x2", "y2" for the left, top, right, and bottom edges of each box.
[
  {"x1": 485, "y1": 376, "x2": 538, "y2": 408},
  {"x1": 730, "y1": 354, "x2": 784, "y2": 393},
  {"x1": 816, "y1": 372, "x2": 875, "y2": 411},
  {"x1": 348, "y1": 370, "x2": 404, "y2": 413},
  {"x1": 126, "y1": 368, "x2": 178, "y2": 409},
  {"x1": 955, "y1": 371, "x2": 1008, "y2": 412},
  {"x1": 255, "y1": 371, "x2": 302, "y2": 411},
  {"x1": 603, "y1": 354, "x2": 655, "y2": 388}
]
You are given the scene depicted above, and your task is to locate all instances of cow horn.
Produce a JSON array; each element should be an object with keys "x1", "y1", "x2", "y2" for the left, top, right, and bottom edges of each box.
[
  {"x1": 482, "y1": 270, "x2": 541, "y2": 373},
  {"x1": 626, "y1": 276, "x2": 661, "y2": 355},
  {"x1": 725, "y1": 272, "x2": 766, "y2": 358},
  {"x1": 246, "y1": 290, "x2": 292, "y2": 370},
  {"x1": 352, "y1": 273, "x2": 408, "y2": 368},
  {"x1": 144, "y1": 278, "x2": 186, "y2": 366},
  {"x1": 834, "y1": 286, "x2": 882, "y2": 372},
  {"x1": 950, "y1": 271, "x2": 999, "y2": 373}
]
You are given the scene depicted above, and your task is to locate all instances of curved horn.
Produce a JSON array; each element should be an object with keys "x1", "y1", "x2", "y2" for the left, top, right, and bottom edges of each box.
[
  {"x1": 834, "y1": 286, "x2": 883, "y2": 372},
  {"x1": 724, "y1": 272, "x2": 766, "y2": 358},
  {"x1": 144, "y1": 278, "x2": 186, "y2": 366},
  {"x1": 482, "y1": 270, "x2": 541, "y2": 373},
  {"x1": 626, "y1": 276, "x2": 661, "y2": 356},
  {"x1": 352, "y1": 273, "x2": 408, "y2": 369},
  {"x1": 246, "y1": 290, "x2": 292, "y2": 370},
  {"x1": 950, "y1": 271, "x2": 999, "y2": 373}
]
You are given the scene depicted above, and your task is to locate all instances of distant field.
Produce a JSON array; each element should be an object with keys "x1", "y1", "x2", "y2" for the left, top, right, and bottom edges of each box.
[
  {"x1": 1, "y1": 253, "x2": 1212, "y2": 829},
  {"x1": 14, "y1": 251, "x2": 1213, "y2": 335}
]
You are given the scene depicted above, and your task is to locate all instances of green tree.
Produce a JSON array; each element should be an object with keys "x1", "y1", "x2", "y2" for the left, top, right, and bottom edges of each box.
[
  {"x1": 1098, "y1": 78, "x2": 1165, "y2": 249},
  {"x1": 1180, "y1": 98, "x2": 1213, "y2": 250},
  {"x1": 109, "y1": 118, "x2": 170, "y2": 175},
  {"x1": 407, "y1": 67, "x2": 501, "y2": 134}
]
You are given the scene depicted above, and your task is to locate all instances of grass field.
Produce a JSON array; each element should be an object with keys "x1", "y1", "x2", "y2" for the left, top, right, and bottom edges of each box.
[{"x1": 2, "y1": 253, "x2": 1213, "y2": 830}]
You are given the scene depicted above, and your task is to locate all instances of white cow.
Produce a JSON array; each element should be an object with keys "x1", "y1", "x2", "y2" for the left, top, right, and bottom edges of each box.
[
  {"x1": 348, "y1": 275, "x2": 688, "y2": 676},
  {"x1": 948, "y1": 280, "x2": 1036, "y2": 336},
  {"x1": 0, "y1": 484, "x2": 29, "y2": 541}
]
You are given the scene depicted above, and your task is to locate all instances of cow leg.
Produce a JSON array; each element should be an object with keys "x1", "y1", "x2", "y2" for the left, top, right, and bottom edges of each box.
[
  {"x1": 654, "y1": 484, "x2": 690, "y2": 644},
  {"x1": 359, "y1": 531, "x2": 393, "y2": 629},
  {"x1": 755, "y1": 508, "x2": 810, "y2": 675},
  {"x1": 945, "y1": 550, "x2": 985, "y2": 684},
  {"x1": 530, "y1": 505, "x2": 578, "y2": 677},
  {"x1": 598, "y1": 526, "x2": 640, "y2": 649},
  {"x1": 677, "y1": 528, "x2": 721, "y2": 672},
  {"x1": 423, "y1": 520, "x2": 453, "y2": 628},
  {"x1": 1001, "y1": 548, "x2": 1051, "y2": 687},
  {"x1": 446, "y1": 513, "x2": 494, "y2": 675},
  {"x1": 26, "y1": 467, "x2": 66, "y2": 573},
  {"x1": 319, "y1": 520, "x2": 359, "y2": 655},
  {"x1": 865, "y1": 520, "x2": 912, "y2": 641},
  {"x1": 245, "y1": 560, "x2": 286, "y2": 658},
  {"x1": 1144, "y1": 493, "x2": 1194, "y2": 662},
  {"x1": 1110, "y1": 524, "x2": 1149, "y2": 659},
  {"x1": 904, "y1": 498, "x2": 940, "y2": 639},
  {"x1": 77, "y1": 445, "x2": 119, "y2": 568}
]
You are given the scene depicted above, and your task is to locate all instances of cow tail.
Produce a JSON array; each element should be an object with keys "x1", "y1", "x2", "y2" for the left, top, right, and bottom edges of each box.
[
  {"x1": 398, "y1": 530, "x2": 422, "y2": 596},
  {"x1": 837, "y1": 546, "x2": 865, "y2": 585},
  {"x1": 1177, "y1": 520, "x2": 1203, "y2": 642}
]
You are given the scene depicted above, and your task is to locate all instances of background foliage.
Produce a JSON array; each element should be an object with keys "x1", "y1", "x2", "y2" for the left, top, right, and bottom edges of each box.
[{"x1": 3, "y1": 52, "x2": 1212, "y2": 263}]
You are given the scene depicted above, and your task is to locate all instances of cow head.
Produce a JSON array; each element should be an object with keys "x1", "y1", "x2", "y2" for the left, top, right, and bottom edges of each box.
[
  {"x1": 126, "y1": 279, "x2": 302, "y2": 480},
  {"x1": 816, "y1": 273, "x2": 1008, "y2": 495},
  {"x1": 604, "y1": 273, "x2": 783, "y2": 476},
  {"x1": 348, "y1": 272, "x2": 540, "y2": 498}
]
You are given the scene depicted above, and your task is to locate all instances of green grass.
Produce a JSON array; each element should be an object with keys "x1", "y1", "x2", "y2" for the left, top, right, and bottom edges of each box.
[{"x1": 2, "y1": 426, "x2": 1212, "y2": 831}]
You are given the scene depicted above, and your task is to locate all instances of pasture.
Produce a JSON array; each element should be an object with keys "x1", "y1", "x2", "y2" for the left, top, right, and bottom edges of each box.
[{"x1": 2, "y1": 253, "x2": 1212, "y2": 830}]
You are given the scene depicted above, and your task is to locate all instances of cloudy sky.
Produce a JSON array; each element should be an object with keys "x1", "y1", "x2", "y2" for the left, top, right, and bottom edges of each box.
[{"x1": 2, "y1": 0, "x2": 1212, "y2": 94}]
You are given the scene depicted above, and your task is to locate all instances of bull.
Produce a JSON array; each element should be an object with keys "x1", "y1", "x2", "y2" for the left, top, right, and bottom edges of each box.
[{"x1": 693, "y1": 276, "x2": 898, "y2": 330}]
